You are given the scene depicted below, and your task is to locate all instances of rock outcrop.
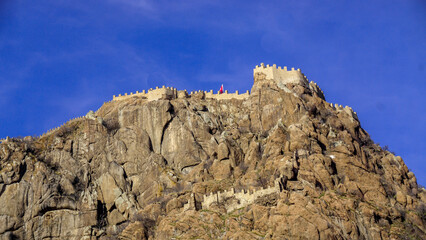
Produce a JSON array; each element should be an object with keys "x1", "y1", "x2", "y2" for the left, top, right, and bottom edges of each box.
[{"x1": 0, "y1": 65, "x2": 425, "y2": 239}]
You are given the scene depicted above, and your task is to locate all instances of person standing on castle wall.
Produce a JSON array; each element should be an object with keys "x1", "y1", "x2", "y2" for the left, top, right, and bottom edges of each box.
[{"x1": 219, "y1": 84, "x2": 224, "y2": 94}]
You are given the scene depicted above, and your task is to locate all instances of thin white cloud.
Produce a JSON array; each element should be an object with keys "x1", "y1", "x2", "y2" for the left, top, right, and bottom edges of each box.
[
  {"x1": 106, "y1": 0, "x2": 159, "y2": 20},
  {"x1": 109, "y1": 0, "x2": 155, "y2": 11},
  {"x1": 0, "y1": 79, "x2": 21, "y2": 105},
  {"x1": 109, "y1": 0, "x2": 219, "y2": 13}
]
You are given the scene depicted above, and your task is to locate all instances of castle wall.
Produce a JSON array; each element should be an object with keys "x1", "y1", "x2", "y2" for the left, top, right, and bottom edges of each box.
[
  {"x1": 253, "y1": 63, "x2": 308, "y2": 87},
  {"x1": 112, "y1": 63, "x2": 314, "y2": 103},
  {"x1": 183, "y1": 193, "x2": 196, "y2": 211},
  {"x1": 113, "y1": 86, "x2": 250, "y2": 102},
  {"x1": 112, "y1": 86, "x2": 178, "y2": 101},
  {"x1": 197, "y1": 177, "x2": 282, "y2": 213},
  {"x1": 39, "y1": 116, "x2": 86, "y2": 138},
  {"x1": 147, "y1": 87, "x2": 177, "y2": 101},
  {"x1": 2, "y1": 84, "x2": 255, "y2": 144},
  {"x1": 0, "y1": 115, "x2": 88, "y2": 143},
  {"x1": 1, "y1": 65, "x2": 329, "y2": 147},
  {"x1": 329, "y1": 103, "x2": 358, "y2": 120},
  {"x1": 204, "y1": 90, "x2": 250, "y2": 100}
]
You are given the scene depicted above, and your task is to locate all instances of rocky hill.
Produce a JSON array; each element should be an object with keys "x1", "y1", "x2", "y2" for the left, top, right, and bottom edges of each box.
[{"x1": 0, "y1": 65, "x2": 425, "y2": 239}]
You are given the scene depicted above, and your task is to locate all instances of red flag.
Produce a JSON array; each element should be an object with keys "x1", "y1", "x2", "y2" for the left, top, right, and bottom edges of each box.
[{"x1": 219, "y1": 84, "x2": 224, "y2": 94}]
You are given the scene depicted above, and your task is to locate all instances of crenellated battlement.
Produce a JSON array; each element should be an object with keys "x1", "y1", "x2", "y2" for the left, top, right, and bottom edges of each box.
[
  {"x1": 329, "y1": 103, "x2": 358, "y2": 120},
  {"x1": 1, "y1": 64, "x2": 327, "y2": 144},
  {"x1": 39, "y1": 116, "x2": 87, "y2": 138},
  {"x1": 111, "y1": 64, "x2": 320, "y2": 103},
  {"x1": 113, "y1": 86, "x2": 178, "y2": 101},
  {"x1": 0, "y1": 136, "x2": 9, "y2": 143},
  {"x1": 254, "y1": 63, "x2": 309, "y2": 87},
  {"x1": 0, "y1": 115, "x2": 89, "y2": 143},
  {"x1": 204, "y1": 89, "x2": 250, "y2": 100},
  {"x1": 183, "y1": 176, "x2": 285, "y2": 213},
  {"x1": 112, "y1": 86, "x2": 251, "y2": 102}
]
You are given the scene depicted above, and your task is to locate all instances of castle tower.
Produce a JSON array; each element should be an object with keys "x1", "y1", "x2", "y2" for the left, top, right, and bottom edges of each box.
[{"x1": 253, "y1": 63, "x2": 308, "y2": 87}]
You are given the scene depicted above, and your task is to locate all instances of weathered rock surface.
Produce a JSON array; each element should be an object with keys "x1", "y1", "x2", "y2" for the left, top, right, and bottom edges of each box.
[{"x1": 0, "y1": 71, "x2": 425, "y2": 239}]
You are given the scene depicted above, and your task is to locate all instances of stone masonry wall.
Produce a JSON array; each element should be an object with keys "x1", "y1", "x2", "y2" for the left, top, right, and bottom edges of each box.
[
  {"x1": 184, "y1": 176, "x2": 284, "y2": 213},
  {"x1": 0, "y1": 116, "x2": 87, "y2": 143},
  {"x1": 112, "y1": 64, "x2": 315, "y2": 103},
  {"x1": 253, "y1": 63, "x2": 309, "y2": 87},
  {"x1": 112, "y1": 86, "x2": 250, "y2": 102},
  {"x1": 113, "y1": 86, "x2": 178, "y2": 101}
]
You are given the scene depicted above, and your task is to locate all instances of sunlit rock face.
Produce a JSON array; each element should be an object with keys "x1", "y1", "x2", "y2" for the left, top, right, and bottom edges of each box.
[{"x1": 0, "y1": 65, "x2": 424, "y2": 239}]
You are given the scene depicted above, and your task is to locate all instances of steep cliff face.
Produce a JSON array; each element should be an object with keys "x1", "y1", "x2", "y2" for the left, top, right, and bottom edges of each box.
[{"x1": 0, "y1": 71, "x2": 425, "y2": 239}]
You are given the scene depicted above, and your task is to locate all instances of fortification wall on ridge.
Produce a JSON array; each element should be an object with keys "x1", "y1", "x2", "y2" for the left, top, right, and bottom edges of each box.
[
  {"x1": 328, "y1": 103, "x2": 358, "y2": 120},
  {"x1": 253, "y1": 63, "x2": 308, "y2": 87},
  {"x1": 183, "y1": 176, "x2": 284, "y2": 213},
  {"x1": 1, "y1": 64, "x2": 330, "y2": 144},
  {"x1": 204, "y1": 90, "x2": 250, "y2": 100},
  {"x1": 39, "y1": 116, "x2": 87, "y2": 138},
  {"x1": 113, "y1": 86, "x2": 178, "y2": 101},
  {"x1": 113, "y1": 86, "x2": 251, "y2": 102},
  {"x1": 0, "y1": 115, "x2": 88, "y2": 143},
  {"x1": 111, "y1": 64, "x2": 317, "y2": 103}
]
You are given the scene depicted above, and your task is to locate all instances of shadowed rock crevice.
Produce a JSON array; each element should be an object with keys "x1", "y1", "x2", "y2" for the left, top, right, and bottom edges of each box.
[{"x1": 96, "y1": 200, "x2": 108, "y2": 228}]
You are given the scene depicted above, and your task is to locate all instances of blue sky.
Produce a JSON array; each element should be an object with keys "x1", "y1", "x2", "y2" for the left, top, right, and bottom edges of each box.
[{"x1": 0, "y1": 0, "x2": 425, "y2": 185}]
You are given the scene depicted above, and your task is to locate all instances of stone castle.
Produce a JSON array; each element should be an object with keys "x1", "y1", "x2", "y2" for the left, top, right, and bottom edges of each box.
[
  {"x1": 111, "y1": 63, "x2": 312, "y2": 102},
  {"x1": 0, "y1": 64, "x2": 357, "y2": 142},
  {"x1": 253, "y1": 63, "x2": 308, "y2": 87}
]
